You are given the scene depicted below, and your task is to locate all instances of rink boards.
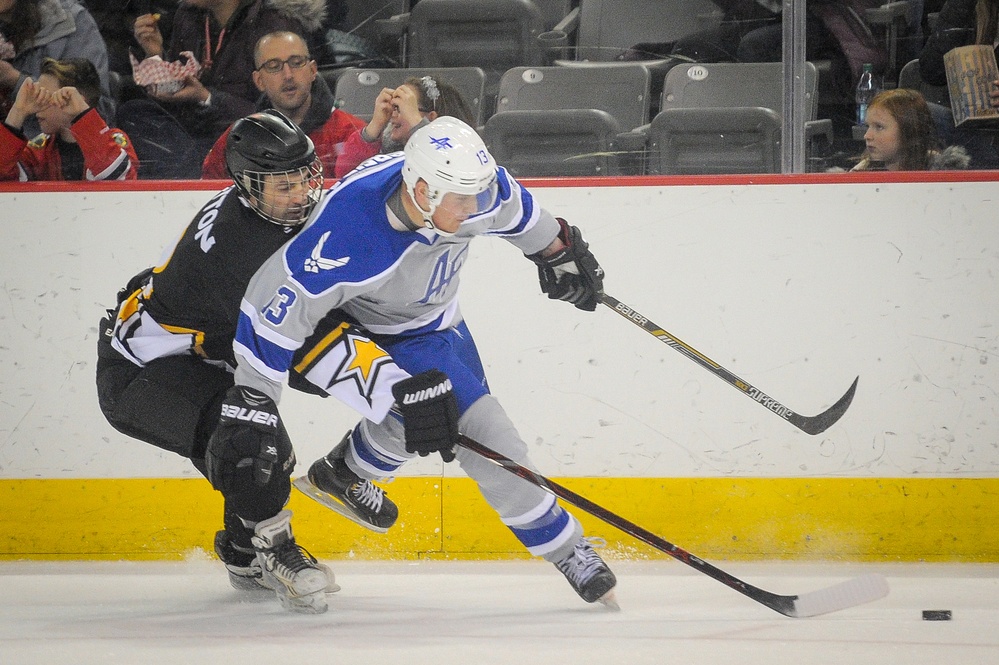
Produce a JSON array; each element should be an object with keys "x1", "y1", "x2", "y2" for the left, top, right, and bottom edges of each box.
[
  {"x1": 1, "y1": 175, "x2": 998, "y2": 562},
  {"x1": 3, "y1": 476, "x2": 997, "y2": 562}
]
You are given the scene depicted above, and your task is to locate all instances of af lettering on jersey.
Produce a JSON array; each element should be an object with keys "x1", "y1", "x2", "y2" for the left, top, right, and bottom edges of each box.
[{"x1": 420, "y1": 245, "x2": 468, "y2": 304}]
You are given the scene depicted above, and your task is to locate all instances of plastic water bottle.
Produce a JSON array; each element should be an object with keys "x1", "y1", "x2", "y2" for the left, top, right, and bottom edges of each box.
[{"x1": 855, "y1": 63, "x2": 877, "y2": 125}]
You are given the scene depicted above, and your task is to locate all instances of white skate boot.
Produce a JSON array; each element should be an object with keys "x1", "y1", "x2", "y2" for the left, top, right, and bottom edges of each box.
[{"x1": 252, "y1": 510, "x2": 332, "y2": 614}]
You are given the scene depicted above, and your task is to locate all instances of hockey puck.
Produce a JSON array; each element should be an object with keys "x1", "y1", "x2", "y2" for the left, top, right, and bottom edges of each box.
[{"x1": 921, "y1": 610, "x2": 952, "y2": 621}]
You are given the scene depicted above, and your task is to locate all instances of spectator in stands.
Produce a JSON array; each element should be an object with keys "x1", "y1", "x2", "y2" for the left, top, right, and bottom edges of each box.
[
  {"x1": 117, "y1": 0, "x2": 327, "y2": 179},
  {"x1": 851, "y1": 88, "x2": 970, "y2": 170},
  {"x1": 0, "y1": 0, "x2": 115, "y2": 135},
  {"x1": 918, "y1": 0, "x2": 999, "y2": 167},
  {"x1": 201, "y1": 30, "x2": 364, "y2": 179},
  {"x1": 334, "y1": 74, "x2": 474, "y2": 178},
  {"x1": 919, "y1": 0, "x2": 998, "y2": 87},
  {"x1": 0, "y1": 57, "x2": 138, "y2": 180},
  {"x1": 87, "y1": 1, "x2": 181, "y2": 78},
  {"x1": 736, "y1": 1, "x2": 888, "y2": 109}
]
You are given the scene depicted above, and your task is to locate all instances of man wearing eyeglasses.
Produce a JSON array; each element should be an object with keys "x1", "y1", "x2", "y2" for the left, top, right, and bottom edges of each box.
[
  {"x1": 119, "y1": 0, "x2": 327, "y2": 178},
  {"x1": 201, "y1": 30, "x2": 365, "y2": 179}
]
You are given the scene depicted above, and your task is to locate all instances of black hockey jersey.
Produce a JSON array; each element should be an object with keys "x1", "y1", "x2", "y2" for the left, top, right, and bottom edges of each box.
[{"x1": 111, "y1": 186, "x2": 298, "y2": 370}]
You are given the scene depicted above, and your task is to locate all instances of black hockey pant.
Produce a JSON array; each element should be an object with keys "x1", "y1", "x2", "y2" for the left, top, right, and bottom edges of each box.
[{"x1": 95, "y1": 319, "x2": 290, "y2": 547}]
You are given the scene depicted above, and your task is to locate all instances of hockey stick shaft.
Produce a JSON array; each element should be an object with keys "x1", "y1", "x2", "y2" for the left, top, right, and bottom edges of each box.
[
  {"x1": 598, "y1": 293, "x2": 858, "y2": 435},
  {"x1": 458, "y1": 436, "x2": 794, "y2": 615},
  {"x1": 458, "y1": 435, "x2": 888, "y2": 618}
]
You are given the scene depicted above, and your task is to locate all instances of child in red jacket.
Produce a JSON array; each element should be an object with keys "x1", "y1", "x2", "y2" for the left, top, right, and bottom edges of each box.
[{"x1": 0, "y1": 57, "x2": 138, "y2": 181}]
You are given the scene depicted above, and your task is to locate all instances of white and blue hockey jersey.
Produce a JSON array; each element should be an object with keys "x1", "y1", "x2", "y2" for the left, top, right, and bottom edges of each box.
[{"x1": 233, "y1": 152, "x2": 561, "y2": 408}]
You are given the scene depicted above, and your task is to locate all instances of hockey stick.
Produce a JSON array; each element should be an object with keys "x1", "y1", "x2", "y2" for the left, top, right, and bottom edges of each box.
[
  {"x1": 458, "y1": 435, "x2": 888, "y2": 618},
  {"x1": 599, "y1": 293, "x2": 858, "y2": 435}
]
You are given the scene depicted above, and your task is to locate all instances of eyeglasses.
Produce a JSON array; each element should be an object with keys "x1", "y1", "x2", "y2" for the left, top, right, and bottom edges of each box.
[{"x1": 256, "y1": 55, "x2": 311, "y2": 74}]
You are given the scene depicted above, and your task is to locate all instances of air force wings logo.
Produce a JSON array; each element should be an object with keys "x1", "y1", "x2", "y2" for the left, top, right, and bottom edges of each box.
[{"x1": 304, "y1": 231, "x2": 350, "y2": 273}]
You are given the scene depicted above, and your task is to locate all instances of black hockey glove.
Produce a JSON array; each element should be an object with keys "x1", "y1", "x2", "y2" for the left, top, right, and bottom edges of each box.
[
  {"x1": 391, "y1": 370, "x2": 461, "y2": 463},
  {"x1": 529, "y1": 218, "x2": 605, "y2": 312},
  {"x1": 205, "y1": 385, "x2": 295, "y2": 494}
]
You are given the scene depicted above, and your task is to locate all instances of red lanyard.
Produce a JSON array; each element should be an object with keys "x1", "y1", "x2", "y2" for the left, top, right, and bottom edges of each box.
[{"x1": 202, "y1": 16, "x2": 226, "y2": 71}]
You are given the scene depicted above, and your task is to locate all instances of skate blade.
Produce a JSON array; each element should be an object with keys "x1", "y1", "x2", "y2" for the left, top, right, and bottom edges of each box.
[
  {"x1": 596, "y1": 589, "x2": 621, "y2": 611},
  {"x1": 318, "y1": 565, "x2": 342, "y2": 594},
  {"x1": 277, "y1": 590, "x2": 329, "y2": 615},
  {"x1": 292, "y1": 476, "x2": 389, "y2": 534}
]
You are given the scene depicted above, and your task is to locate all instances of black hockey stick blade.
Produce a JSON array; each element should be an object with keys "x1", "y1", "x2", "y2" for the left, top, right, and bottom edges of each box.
[
  {"x1": 599, "y1": 293, "x2": 858, "y2": 435},
  {"x1": 458, "y1": 435, "x2": 889, "y2": 618}
]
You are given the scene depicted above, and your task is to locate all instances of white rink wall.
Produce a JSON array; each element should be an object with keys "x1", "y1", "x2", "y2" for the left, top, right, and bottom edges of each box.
[{"x1": 1, "y1": 180, "x2": 997, "y2": 480}]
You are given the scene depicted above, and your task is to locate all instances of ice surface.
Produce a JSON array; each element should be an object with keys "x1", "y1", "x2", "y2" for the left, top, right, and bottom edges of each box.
[{"x1": 1, "y1": 560, "x2": 996, "y2": 664}]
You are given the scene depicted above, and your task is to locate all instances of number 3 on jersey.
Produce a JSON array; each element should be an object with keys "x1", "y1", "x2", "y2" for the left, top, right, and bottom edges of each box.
[{"x1": 264, "y1": 286, "x2": 297, "y2": 325}]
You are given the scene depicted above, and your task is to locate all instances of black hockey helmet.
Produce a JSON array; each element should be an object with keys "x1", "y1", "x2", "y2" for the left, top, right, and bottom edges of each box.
[{"x1": 225, "y1": 109, "x2": 324, "y2": 226}]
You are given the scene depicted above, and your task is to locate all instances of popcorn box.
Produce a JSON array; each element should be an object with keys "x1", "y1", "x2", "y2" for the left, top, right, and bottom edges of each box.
[
  {"x1": 130, "y1": 51, "x2": 202, "y2": 96},
  {"x1": 944, "y1": 45, "x2": 999, "y2": 126}
]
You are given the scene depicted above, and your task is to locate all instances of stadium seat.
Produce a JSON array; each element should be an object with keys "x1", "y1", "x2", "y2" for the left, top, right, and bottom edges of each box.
[
  {"x1": 898, "y1": 58, "x2": 949, "y2": 107},
  {"x1": 331, "y1": 66, "x2": 489, "y2": 127},
  {"x1": 485, "y1": 108, "x2": 624, "y2": 176},
  {"x1": 572, "y1": 0, "x2": 723, "y2": 62},
  {"x1": 642, "y1": 61, "x2": 832, "y2": 174},
  {"x1": 483, "y1": 63, "x2": 652, "y2": 176}
]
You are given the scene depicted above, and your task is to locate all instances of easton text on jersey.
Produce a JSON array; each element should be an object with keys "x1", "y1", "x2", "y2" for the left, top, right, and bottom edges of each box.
[{"x1": 194, "y1": 189, "x2": 228, "y2": 253}]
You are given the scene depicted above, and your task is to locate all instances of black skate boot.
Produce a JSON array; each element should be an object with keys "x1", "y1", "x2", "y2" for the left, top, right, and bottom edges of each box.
[
  {"x1": 292, "y1": 433, "x2": 398, "y2": 533},
  {"x1": 252, "y1": 510, "x2": 333, "y2": 614},
  {"x1": 554, "y1": 537, "x2": 619, "y2": 608},
  {"x1": 214, "y1": 529, "x2": 271, "y2": 595}
]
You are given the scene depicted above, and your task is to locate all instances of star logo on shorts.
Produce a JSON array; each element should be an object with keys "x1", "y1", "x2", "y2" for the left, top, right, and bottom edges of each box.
[
  {"x1": 332, "y1": 332, "x2": 395, "y2": 405},
  {"x1": 429, "y1": 135, "x2": 453, "y2": 151}
]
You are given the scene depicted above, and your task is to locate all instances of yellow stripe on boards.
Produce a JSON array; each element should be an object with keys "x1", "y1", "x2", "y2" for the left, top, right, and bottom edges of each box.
[{"x1": 1, "y1": 478, "x2": 997, "y2": 561}]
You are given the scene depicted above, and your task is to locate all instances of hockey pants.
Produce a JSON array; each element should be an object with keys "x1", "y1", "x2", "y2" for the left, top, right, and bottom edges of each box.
[
  {"x1": 96, "y1": 323, "x2": 289, "y2": 548},
  {"x1": 345, "y1": 394, "x2": 583, "y2": 563}
]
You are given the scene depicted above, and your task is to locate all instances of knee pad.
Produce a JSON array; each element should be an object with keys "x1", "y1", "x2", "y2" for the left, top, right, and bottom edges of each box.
[
  {"x1": 206, "y1": 419, "x2": 295, "y2": 508},
  {"x1": 223, "y1": 474, "x2": 293, "y2": 526}
]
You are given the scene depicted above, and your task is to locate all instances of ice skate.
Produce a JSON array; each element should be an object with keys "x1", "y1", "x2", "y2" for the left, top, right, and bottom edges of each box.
[
  {"x1": 214, "y1": 529, "x2": 272, "y2": 596},
  {"x1": 554, "y1": 537, "x2": 619, "y2": 609},
  {"x1": 293, "y1": 434, "x2": 398, "y2": 533},
  {"x1": 216, "y1": 527, "x2": 339, "y2": 597},
  {"x1": 252, "y1": 510, "x2": 332, "y2": 614}
]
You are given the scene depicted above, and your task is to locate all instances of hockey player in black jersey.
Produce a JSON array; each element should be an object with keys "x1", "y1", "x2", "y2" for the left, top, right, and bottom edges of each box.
[{"x1": 95, "y1": 110, "x2": 413, "y2": 614}]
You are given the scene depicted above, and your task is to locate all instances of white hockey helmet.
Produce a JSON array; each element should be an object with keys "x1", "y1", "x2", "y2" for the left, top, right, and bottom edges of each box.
[{"x1": 402, "y1": 116, "x2": 499, "y2": 235}]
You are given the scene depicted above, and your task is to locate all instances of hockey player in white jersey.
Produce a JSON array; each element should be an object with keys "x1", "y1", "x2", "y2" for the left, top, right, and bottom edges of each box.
[{"x1": 228, "y1": 116, "x2": 616, "y2": 605}]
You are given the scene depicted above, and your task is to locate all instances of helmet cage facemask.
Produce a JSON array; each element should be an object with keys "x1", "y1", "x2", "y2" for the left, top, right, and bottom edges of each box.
[{"x1": 234, "y1": 158, "x2": 324, "y2": 227}]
